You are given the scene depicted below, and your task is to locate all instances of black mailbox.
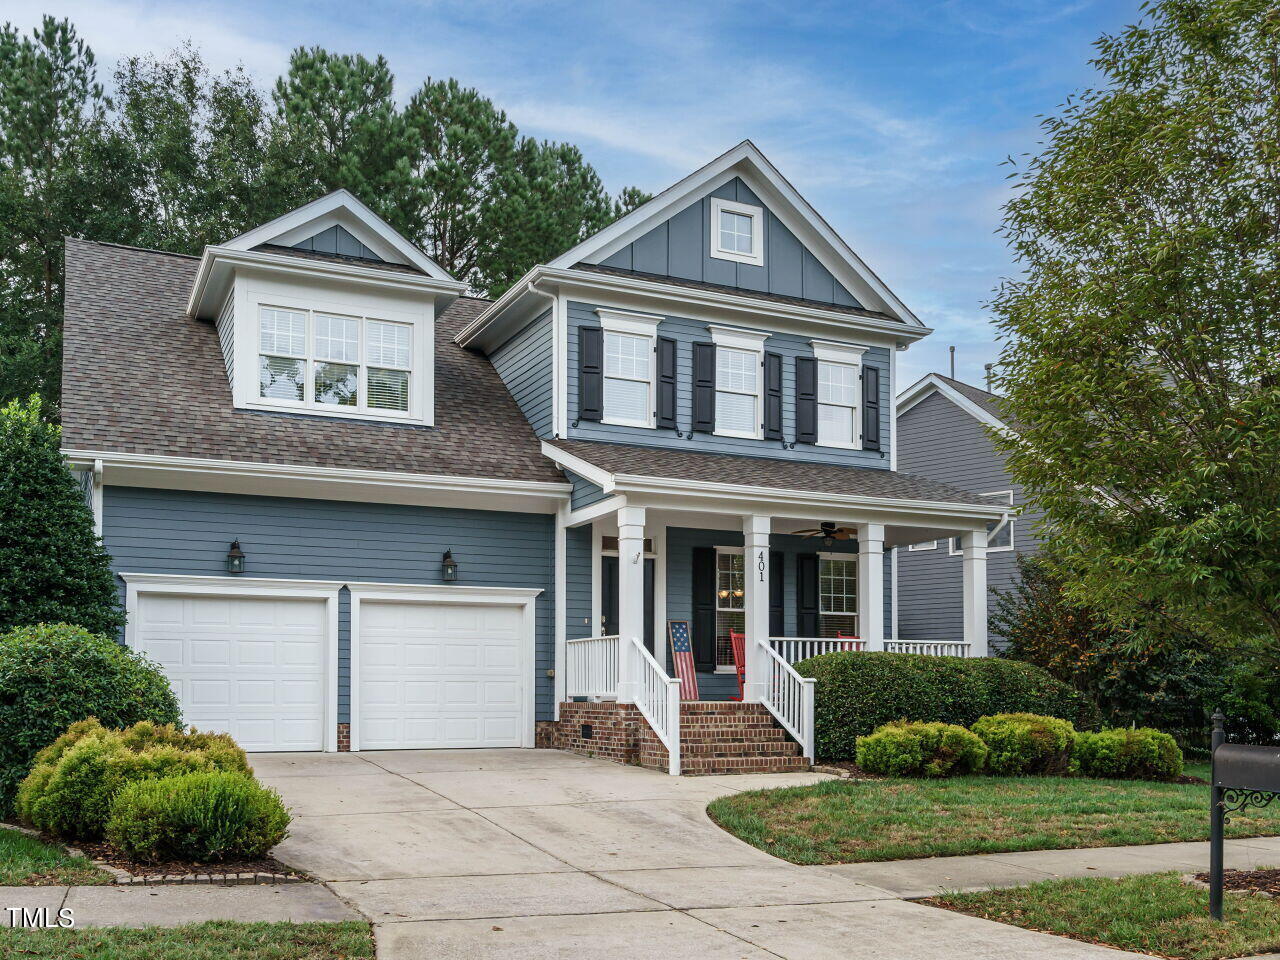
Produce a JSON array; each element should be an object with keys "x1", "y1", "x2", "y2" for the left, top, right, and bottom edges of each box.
[
  {"x1": 1208, "y1": 713, "x2": 1280, "y2": 920},
  {"x1": 1213, "y1": 745, "x2": 1280, "y2": 794}
]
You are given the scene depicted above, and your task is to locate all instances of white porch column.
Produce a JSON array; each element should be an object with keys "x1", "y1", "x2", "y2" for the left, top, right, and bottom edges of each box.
[
  {"x1": 961, "y1": 527, "x2": 989, "y2": 657},
  {"x1": 856, "y1": 523, "x2": 885, "y2": 651},
  {"x1": 616, "y1": 505, "x2": 646, "y2": 703},
  {"x1": 742, "y1": 514, "x2": 771, "y2": 702}
]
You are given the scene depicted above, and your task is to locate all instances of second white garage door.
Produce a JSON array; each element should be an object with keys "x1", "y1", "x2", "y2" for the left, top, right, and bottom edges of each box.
[{"x1": 355, "y1": 600, "x2": 526, "y2": 750}]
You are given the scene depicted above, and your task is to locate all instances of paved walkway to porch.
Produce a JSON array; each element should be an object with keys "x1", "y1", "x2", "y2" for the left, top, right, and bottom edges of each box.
[{"x1": 255, "y1": 748, "x2": 1161, "y2": 959}]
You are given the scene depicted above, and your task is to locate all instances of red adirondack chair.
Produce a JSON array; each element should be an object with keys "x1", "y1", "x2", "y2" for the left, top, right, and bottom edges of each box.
[
  {"x1": 729, "y1": 629, "x2": 747, "y2": 701},
  {"x1": 836, "y1": 631, "x2": 861, "y2": 652}
]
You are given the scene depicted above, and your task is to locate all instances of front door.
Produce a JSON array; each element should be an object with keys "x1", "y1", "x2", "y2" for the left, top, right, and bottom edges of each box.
[{"x1": 601, "y1": 555, "x2": 656, "y2": 654}]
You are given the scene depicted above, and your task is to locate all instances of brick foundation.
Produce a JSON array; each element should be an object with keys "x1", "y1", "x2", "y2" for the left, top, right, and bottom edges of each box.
[
  {"x1": 539, "y1": 701, "x2": 807, "y2": 775},
  {"x1": 336, "y1": 723, "x2": 351, "y2": 752}
]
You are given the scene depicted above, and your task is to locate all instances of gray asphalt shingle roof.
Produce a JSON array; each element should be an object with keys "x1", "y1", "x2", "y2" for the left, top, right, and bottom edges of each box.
[
  {"x1": 547, "y1": 438, "x2": 1007, "y2": 507},
  {"x1": 60, "y1": 239, "x2": 564, "y2": 484}
]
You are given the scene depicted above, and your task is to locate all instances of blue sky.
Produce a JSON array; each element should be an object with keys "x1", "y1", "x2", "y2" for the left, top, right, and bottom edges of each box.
[{"x1": 9, "y1": 0, "x2": 1142, "y2": 389}]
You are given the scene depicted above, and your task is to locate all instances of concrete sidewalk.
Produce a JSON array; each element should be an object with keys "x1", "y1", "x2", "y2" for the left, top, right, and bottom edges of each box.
[
  {"x1": 820, "y1": 836, "x2": 1280, "y2": 899},
  {"x1": 0, "y1": 882, "x2": 357, "y2": 929}
]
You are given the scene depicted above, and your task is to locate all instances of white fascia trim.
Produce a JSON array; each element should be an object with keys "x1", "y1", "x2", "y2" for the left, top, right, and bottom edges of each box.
[
  {"x1": 811, "y1": 340, "x2": 869, "y2": 364},
  {"x1": 118, "y1": 572, "x2": 345, "y2": 595},
  {"x1": 896, "y1": 373, "x2": 1010, "y2": 435},
  {"x1": 709, "y1": 197, "x2": 765, "y2": 266},
  {"x1": 539, "y1": 441, "x2": 615, "y2": 491},
  {"x1": 567, "y1": 494, "x2": 627, "y2": 528},
  {"x1": 611, "y1": 473, "x2": 1009, "y2": 522},
  {"x1": 188, "y1": 246, "x2": 467, "y2": 319},
  {"x1": 223, "y1": 190, "x2": 455, "y2": 281},
  {"x1": 544, "y1": 140, "x2": 922, "y2": 326},
  {"x1": 709, "y1": 324, "x2": 770, "y2": 351},
  {"x1": 345, "y1": 582, "x2": 544, "y2": 601},
  {"x1": 596, "y1": 307, "x2": 663, "y2": 336},
  {"x1": 66, "y1": 449, "x2": 572, "y2": 500}
]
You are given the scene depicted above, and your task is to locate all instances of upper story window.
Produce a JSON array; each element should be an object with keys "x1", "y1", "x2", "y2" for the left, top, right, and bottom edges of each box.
[
  {"x1": 258, "y1": 305, "x2": 412, "y2": 415},
  {"x1": 598, "y1": 308, "x2": 662, "y2": 429},
  {"x1": 710, "y1": 197, "x2": 765, "y2": 267},
  {"x1": 811, "y1": 340, "x2": 869, "y2": 450},
  {"x1": 709, "y1": 325, "x2": 769, "y2": 440}
]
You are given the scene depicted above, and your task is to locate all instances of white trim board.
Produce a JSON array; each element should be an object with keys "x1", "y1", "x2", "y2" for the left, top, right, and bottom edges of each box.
[
  {"x1": 346, "y1": 582, "x2": 542, "y2": 752},
  {"x1": 896, "y1": 373, "x2": 1011, "y2": 435}
]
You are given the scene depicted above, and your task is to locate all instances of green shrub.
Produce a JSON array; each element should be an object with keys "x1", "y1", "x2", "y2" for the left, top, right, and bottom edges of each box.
[
  {"x1": 855, "y1": 721, "x2": 988, "y2": 777},
  {"x1": 17, "y1": 720, "x2": 248, "y2": 840},
  {"x1": 0, "y1": 624, "x2": 180, "y2": 813},
  {"x1": 106, "y1": 771, "x2": 290, "y2": 862},
  {"x1": 795, "y1": 651, "x2": 1099, "y2": 762},
  {"x1": 1074, "y1": 728, "x2": 1184, "y2": 781},
  {"x1": 971, "y1": 712, "x2": 1076, "y2": 775}
]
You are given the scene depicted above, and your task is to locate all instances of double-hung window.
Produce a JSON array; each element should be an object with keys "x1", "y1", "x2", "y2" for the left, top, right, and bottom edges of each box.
[
  {"x1": 710, "y1": 326, "x2": 768, "y2": 439},
  {"x1": 950, "y1": 491, "x2": 1015, "y2": 554},
  {"x1": 818, "y1": 556, "x2": 858, "y2": 638},
  {"x1": 258, "y1": 305, "x2": 413, "y2": 416},
  {"x1": 714, "y1": 549, "x2": 745, "y2": 670},
  {"x1": 811, "y1": 341, "x2": 869, "y2": 449},
  {"x1": 598, "y1": 309, "x2": 661, "y2": 428}
]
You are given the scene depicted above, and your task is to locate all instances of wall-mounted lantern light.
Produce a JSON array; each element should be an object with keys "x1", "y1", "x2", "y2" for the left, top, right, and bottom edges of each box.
[
  {"x1": 441, "y1": 549, "x2": 458, "y2": 582},
  {"x1": 226, "y1": 540, "x2": 246, "y2": 575}
]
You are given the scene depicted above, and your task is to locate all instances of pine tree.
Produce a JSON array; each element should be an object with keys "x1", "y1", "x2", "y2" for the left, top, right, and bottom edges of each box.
[{"x1": 0, "y1": 397, "x2": 123, "y2": 635}]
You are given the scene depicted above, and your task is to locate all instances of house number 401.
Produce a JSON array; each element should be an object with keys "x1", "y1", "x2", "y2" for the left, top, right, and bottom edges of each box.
[{"x1": 757, "y1": 551, "x2": 767, "y2": 581}]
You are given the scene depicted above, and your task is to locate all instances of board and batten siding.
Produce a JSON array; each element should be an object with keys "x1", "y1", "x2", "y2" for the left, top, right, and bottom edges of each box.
[
  {"x1": 566, "y1": 301, "x2": 892, "y2": 467},
  {"x1": 489, "y1": 308, "x2": 554, "y2": 439},
  {"x1": 101, "y1": 486, "x2": 558, "y2": 724},
  {"x1": 894, "y1": 389, "x2": 1038, "y2": 649},
  {"x1": 599, "y1": 177, "x2": 860, "y2": 308}
]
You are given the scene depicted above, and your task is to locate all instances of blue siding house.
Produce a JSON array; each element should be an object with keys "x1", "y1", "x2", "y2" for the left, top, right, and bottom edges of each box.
[{"x1": 61, "y1": 142, "x2": 1008, "y2": 773}]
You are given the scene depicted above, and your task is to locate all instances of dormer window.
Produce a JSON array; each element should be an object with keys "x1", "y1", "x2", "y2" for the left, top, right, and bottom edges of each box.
[
  {"x1": 258, "y1": 305, "x2": 412, "y2": 415},
  {"x1": 710, "y1": 198, "x2": 764, "y2": 267}
]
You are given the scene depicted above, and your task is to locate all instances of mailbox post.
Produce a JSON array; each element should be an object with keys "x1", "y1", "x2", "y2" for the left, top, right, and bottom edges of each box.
[{"x1": 1208, "y1": 710, "x2": 1280, "y2": 921}]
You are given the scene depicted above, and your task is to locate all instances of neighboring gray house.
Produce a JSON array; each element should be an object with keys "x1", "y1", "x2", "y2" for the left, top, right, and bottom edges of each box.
[
  {"x1": 61, "y1": 141, "x2": 1009, "y2": 774},
  {"x1": 893, "y1": 373, "x2": 1035, "y2": 649}
]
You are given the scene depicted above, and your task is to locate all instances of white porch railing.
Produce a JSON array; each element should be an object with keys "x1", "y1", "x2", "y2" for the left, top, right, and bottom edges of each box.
[
  {"x1": 758, "y1": 640, "x2": 816, "y2": 762},
  {"x1": 565, "y1": 635, "x2": 620, "y2": 699},
  {"x1": 769, "y1": 637, "x2": 866, "y2": 664},
  {"x1": 625, "y1": 637, "x2": 681, "y2": 776},
  {"x1": 885, "y1": 640, "x2": 972, "y2": 657}
]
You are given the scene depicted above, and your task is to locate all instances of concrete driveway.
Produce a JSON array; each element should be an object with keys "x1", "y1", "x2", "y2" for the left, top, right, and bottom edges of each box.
[{"x1": 254, "y1": 749, "x2": 1142, "y2": 959}]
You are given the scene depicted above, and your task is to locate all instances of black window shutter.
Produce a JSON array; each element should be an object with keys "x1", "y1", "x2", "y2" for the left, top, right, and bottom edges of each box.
[
  {"x1": 763, "y1": 352, "x2": 783, "y2": 440},
  {"x1": 862, "y1": 365, "x2": 881, "y2": 450},
  {"x1": 692, "y1": 342, "x2": 716, "y2": 433},
  {"x1": 796, "y1": 552, "x2": 819, "y2": 637},
  {"x1": 795, "y1": 357, "x2": 817, "y2": 444},
  {"x1": 691, "y1": 546, "x2": 717, "y2": 672},
  {"x1": 656, "y1": 337, "x2": 677, "y2": 429},
  {"x1": 769, "y1": 550, "x2": 785, "y2": 636},
  {"x1": 578, "y1": 326, "x2": 604, "y2": 422}
]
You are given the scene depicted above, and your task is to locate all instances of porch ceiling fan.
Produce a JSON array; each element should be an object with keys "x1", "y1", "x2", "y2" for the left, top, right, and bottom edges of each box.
[{"x1": 794, "y1": 522, "x2": 857, "y2": 542}]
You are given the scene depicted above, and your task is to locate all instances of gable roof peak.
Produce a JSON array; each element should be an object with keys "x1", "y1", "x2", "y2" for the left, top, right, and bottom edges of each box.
[{"x1": 897, "y1": 371, "x2": 1012, "y2": 432}]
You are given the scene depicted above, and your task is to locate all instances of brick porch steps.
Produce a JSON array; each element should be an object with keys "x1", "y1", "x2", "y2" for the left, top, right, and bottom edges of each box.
[{"x1": 538, "y1": 700, "x2": 809, "y2": 776}]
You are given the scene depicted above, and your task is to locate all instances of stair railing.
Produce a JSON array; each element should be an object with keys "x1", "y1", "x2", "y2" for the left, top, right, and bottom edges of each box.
[
  {"x1": 624, "y1": 636, "x2": 681, "y2": 775},
  {"x1": 565, "y1": 635, "x2": 620, "y2": 700},
  {"x1": 757, "y1": 639, "x2": 816, "y2": 762}
]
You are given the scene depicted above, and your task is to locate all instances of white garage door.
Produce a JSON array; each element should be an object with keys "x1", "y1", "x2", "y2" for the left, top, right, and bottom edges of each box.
[
  {"x1": 133, "y1": 592, "x2": 328, "y2": 752},
  {"x1": 357, "y1": 600, "x2": 525, "y2": 750}
]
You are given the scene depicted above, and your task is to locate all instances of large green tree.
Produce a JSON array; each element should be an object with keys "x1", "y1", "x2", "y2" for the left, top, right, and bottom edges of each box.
[{"x1": 992, "y1": 0, "x2": 1280, "y2": 664}]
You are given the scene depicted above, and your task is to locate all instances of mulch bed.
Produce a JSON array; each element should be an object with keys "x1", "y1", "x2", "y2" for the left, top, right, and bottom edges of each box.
[
  {"x1": 1190, "y1": 868, "x2": 1280, "y2": 897},
  {"x1": 76, "y1": 840, "x2": 305, "y2": 881},
  {"x1": 811, "y1": 761, "x2": 884, "y2": 780},
  {"x1": 1173, "y1": 773, "x2": 1208, "y2": 785}
]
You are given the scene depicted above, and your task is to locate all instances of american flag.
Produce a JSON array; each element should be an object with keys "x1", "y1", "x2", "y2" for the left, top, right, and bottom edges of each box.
[{"x1": 668, "y1": 621, "x2": 699, "y2": 701}]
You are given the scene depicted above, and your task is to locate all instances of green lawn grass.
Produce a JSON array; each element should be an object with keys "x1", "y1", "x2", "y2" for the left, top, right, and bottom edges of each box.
[
  {"x1": 929, "y1": 872, "x2": 1280, "y2": 960},
  {"x1": 0, "y1": 920, "x2": 375, "y2": 959},
  {"x1": 706, "y1": 776, "x2": 1280, "y2": 864},
  {"x1": 0, "y1": 827, "x2": 111, "y2": 885}
]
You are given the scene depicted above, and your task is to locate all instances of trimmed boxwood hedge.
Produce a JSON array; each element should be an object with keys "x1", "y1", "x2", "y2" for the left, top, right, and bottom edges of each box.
[{"x1": 795, "y1": 651, "x2": 1101, "y2": 762}]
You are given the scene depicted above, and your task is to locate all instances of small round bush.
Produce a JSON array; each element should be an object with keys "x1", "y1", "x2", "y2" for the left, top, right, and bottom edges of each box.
[
  {"x1": 1074, "y1": 728, "x2": 1183, "y2": 781},
  {"x1": 107, "y1": 771, "x2": 290, "y2": 863},
  {"x1": 795, "y1": 651, "x2": 1099, "y2": 762},
  {"x1": 971, "y1": 712, "x2": 1076, "y2": 775},
  {"x1": 18, "y1": 720, "x2": 250, "y2": 840},
  {"x1": 856, "y1": 721, "x2": 988, "y2": 777},
  {"x1": 0, "y1": 623, "x2": 180, "y2": 813}
]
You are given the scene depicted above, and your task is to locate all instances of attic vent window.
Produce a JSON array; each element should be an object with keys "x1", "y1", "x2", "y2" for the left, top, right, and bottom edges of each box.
[{"x1": 710, "y1": 198, "x2": 764, "y2": 267}]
